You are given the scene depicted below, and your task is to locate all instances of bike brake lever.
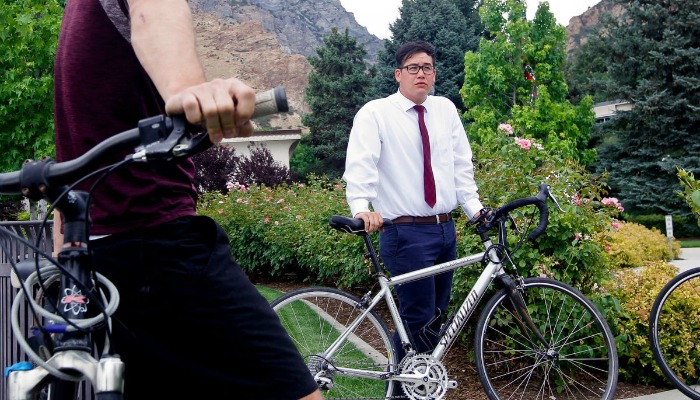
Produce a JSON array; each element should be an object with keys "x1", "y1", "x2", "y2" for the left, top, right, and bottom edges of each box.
[
  {"x1": 132, "y1": 87, "x2": 289, "y2": 161},
  {"x1": 548, "y1": 190, "x2": 564, "y2": 212},
  {"x1": 132, "y1": 115, "x2": 193, "y2": 161}
]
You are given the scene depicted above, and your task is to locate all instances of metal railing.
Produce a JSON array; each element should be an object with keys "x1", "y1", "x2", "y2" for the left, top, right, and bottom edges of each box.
[{"x1": 1, "y1": 220, "x2": 54, "y2": 397}]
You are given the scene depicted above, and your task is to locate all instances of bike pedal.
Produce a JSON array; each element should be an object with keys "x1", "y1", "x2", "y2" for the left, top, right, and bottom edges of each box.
[{"x1": 447, "y1": 380, "x2": 458, "y2": 389}]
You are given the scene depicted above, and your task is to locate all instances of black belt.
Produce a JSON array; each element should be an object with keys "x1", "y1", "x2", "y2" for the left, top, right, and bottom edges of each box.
[{"x1": 392, "y1": 213, "x2": 452, "y2": 225}]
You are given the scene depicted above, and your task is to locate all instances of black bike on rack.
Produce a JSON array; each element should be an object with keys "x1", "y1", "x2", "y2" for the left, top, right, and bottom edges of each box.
[{"x1": 1, "y1": 87, "x2": 287, "y2": 400}]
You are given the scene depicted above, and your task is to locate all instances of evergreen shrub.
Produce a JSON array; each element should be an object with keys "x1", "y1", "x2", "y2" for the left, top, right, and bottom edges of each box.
[{"x1": 602, "y1": 221, "x2": 681, "y2": 269}]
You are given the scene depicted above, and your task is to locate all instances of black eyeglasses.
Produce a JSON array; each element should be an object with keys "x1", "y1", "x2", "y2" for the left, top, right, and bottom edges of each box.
[{"x1": 400, "y1": 64, "x2": 435, "y2": 75}]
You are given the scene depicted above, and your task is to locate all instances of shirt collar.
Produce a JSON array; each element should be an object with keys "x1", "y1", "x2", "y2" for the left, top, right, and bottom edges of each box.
[{"x1": 392, "y1": 90, "x2": 430, "y2": 113}]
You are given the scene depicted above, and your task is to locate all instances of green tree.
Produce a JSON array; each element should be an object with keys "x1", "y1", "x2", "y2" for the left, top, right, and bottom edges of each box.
[
  {"x1": 372, "y1": 0, "x2": 483, "y2": 111},
  {"x1": 451, "y1": 0, "x2": 485, "y2": 46},
  {"x1": 0, "y1": 0, "x2": 62, "y2": 173},
  {"x1": 296, "y1": 28, "x2": 374, "y2": 180},
  {"x1": 461, "y1": 0, "x2": 596, "y2": 165},
  {"x1": 583, "y1": 0, "x2": 700, "y2": 216}
]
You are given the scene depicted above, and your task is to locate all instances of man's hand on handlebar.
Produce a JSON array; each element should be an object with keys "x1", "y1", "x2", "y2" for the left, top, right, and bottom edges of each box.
[
  {"x1": 355, "y1": 211, "x2": 385, "y2": 233},
  {"x1": 164, "y1": 77, "x2": 256, "y2": 144},
  {"x1": 467, "y1": 208, "x2": 492, "y2": 227}
]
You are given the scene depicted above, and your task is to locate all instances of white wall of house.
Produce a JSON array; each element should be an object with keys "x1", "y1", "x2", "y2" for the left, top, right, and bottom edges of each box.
[
  {"x1": 593, "y1": 100, "x2": 633, "y2": 122},
  {"x1": 221, "y1": 130, "x2": 301, "y2": 169}
]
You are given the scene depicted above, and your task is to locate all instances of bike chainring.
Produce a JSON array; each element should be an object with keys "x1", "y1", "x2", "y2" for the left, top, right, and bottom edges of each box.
[{"x1": 398, "y1": 354, "x2": 449, "y2": 400}]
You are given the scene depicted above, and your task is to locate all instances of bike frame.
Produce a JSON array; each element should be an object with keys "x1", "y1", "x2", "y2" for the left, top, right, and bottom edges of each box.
[{"x1": 319, "y1": 238, "x2": 516, "y2": 384}]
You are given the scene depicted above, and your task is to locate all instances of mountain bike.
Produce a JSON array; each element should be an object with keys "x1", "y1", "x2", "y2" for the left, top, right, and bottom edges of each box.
[
  {"x1": 648, "y1": 265, "x2": 700, "y2": 399},
  {"x1": 1, "y1": 87, "x2": 287, "y2": 400},
  {"x1": 271, "y1": 183, "x2": 619, "y2": 400}
]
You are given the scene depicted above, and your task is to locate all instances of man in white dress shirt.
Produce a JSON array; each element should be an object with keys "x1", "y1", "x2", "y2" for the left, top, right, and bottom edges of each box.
[{"x1": 343, "y1": 40, "x2": 485, "y2": 371}]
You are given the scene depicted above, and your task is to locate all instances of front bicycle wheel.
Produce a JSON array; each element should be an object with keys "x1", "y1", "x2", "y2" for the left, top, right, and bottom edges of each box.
[
  {"x1": 649, "y1": 267, "x2": 700, "y2": 399},
  {"x1": 270, "y1": 287, "x2": 397, "y2": 399},
  {"x1": 475, "y1": 277, "x2": 618, "y2": 400}
]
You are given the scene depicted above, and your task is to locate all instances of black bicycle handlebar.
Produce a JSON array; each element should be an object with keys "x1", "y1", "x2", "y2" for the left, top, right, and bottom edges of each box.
[
  {"x1": 329, "y1": 184, "x2": 553, "y2": 242},
  {"x1": 490, "y1": 183, "x2": 550, "y2": 241},
  {"x1": 0, "y1": 86, "x2": 288, "y2": 197}
]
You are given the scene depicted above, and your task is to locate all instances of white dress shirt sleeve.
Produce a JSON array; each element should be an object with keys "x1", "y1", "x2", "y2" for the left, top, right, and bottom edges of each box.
[{"x1": 343, "y1": 102, "x2": 382, "y2": 218}]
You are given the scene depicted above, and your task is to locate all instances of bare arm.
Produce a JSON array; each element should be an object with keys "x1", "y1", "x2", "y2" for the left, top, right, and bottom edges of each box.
[
  {"x1": 126, "y1": 0, "x2": 255, "y2": 142},
  {"x1": 52, "y1": 215, "x2": 63, "y2": 256}
]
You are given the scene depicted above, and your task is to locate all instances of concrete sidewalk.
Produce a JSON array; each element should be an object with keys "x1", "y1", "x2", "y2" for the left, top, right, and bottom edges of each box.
[
  {"x1": 669, "y1": 246, "x2": 700, "y2": 273},
  {"x1": 625, "y1": 247, "x2": 700, "y2": 399},
  {"x1": 628, "y1": 389, "x2": 685, "y2": 399}
]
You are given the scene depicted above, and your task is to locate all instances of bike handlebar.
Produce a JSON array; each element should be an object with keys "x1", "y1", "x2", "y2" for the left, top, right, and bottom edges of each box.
[
  {"x1": 489, "y1": 183, "x2": 551, "y2": 241},
  {"x1": 330, "y1": 183, "x2": 555, "y2": 242},
  {"x1": 0, "y1": 86, "x2": 289, "y2": 198}
]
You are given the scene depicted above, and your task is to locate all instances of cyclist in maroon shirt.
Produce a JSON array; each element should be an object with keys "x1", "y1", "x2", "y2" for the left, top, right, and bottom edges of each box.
[{"x1": 53, "y1": 0, "x2": 322, "y2": 399}]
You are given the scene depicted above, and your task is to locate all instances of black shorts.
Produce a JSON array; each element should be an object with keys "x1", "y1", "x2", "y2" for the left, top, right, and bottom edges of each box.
[{"x1": 90, "y1": 215, "x2": 316, "y2": 399}]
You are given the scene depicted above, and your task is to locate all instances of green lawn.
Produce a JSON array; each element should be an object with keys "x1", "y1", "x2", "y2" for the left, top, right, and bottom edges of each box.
[
  {"x1": 256, "y1": 285, "x2": 390, "y2": 397},
  {"x1": 257, "y1": 285, "x2": 283, "y2": 302},
  {"x1": 680, "y1": 238, "x2": 700, "y2": 248}
]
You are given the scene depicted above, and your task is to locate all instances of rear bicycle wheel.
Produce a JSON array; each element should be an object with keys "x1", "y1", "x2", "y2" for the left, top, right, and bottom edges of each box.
[
  {"x1": 271, "y1": 287, "x2": 397, "y2": 399},
  {"x1": 475, "y1": 277, "x2": 618, "y2": 400},
  {"x1": 649, "y1": 267, "x2": 700, "y2": 399}
]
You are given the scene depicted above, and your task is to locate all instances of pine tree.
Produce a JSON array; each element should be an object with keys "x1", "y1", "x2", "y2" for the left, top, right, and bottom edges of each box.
[
  {"x1": 586, "y1": 0, "x2": 700, "y2": 216},
  {"x1": 298, "y1": 28, "x2": 374, "y2": 180}
]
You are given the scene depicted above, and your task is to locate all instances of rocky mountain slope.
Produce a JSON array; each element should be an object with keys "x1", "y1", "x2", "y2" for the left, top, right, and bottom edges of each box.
[
  {"x1": 565, "y1": 0, "x2": 625, "y2": 56},
  {"x1": 189, "y1": 0, "x2": 383, "y2": 131},
  {"x1": 193, "y1": 12, "x2": 312, "y2": 130}
]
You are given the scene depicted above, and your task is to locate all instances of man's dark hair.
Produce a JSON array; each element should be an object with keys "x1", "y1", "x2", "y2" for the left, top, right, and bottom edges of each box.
[{"x1": 395, "y1": 41, "x2": 436, "y2": 68}]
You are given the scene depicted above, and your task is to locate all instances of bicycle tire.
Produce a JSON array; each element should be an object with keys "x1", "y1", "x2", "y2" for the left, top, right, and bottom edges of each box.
[
  {"x1": 649, "y1": 267, "x2": 700, "y2": 399},
  {"x1": 270, "y1": 287, "x2": 397, "y2": 399},
  {"x1": 475, "y1": 277, "x2": 618, "y2": 400}
]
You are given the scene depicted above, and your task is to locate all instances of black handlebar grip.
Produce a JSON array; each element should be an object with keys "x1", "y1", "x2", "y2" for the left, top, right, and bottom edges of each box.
[
  {"x1": 527, "y1": 183, "x2": 551, "y2": 241},
  {"x1": 252, "y1": 86, "x2": 288, "y2": 119},
  {"x1": 527, "y1": 201, "x2": 549, "y2": 241}
]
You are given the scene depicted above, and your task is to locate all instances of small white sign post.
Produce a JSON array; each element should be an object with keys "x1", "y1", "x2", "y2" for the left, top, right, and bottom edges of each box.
[{"x1": 665, "y1": 215, "x2": 674, "y2": 256}]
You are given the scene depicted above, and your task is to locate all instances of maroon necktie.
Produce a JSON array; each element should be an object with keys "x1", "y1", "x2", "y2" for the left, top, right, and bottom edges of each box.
[{"x1": 413, "y1": 105, "x2": 436, "y2": 208}]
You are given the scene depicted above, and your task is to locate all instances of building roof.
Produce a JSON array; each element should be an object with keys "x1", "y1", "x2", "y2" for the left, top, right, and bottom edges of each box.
[{"x1": 222, "y1": 129, "x2": 301, "y2": 143}]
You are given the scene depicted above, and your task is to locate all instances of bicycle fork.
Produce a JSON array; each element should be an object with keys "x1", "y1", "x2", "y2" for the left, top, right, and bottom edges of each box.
[
  {"x1": 496, "y1": 274, "x2": 551, "y2": 351},
  {"x1": 6, "y1": 246, "x2": 126, "y2": 400},
  {"x1": 6, "y1": 188, "x2": 125, "y2": 399},
  {"x1": 7, "y1": 353, "x2": 124, "y2": 400}
]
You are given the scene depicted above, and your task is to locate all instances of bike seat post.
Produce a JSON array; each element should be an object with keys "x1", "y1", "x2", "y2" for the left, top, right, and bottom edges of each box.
[{"x1": 361, "y1": 233, "x2": 384, "y2": 275}]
